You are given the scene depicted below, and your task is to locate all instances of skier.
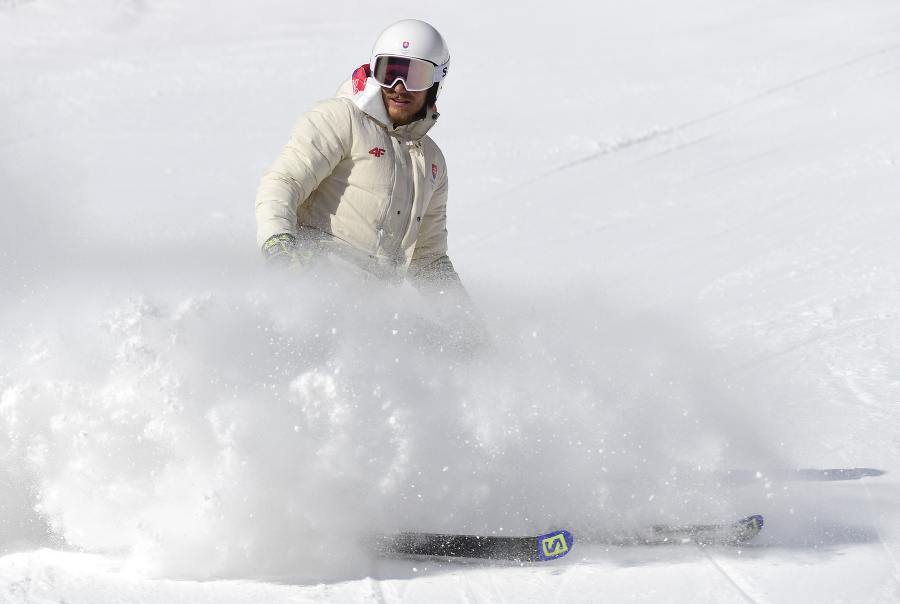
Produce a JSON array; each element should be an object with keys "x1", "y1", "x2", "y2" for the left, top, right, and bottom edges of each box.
[{"x1": 254, "y1": 20, "x2": 476, "y2": 320}]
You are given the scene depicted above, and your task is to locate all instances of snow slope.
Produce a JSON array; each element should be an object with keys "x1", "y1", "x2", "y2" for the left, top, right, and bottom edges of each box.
[{"x1": 1, "y1": 0, "x2": 899, "y2": 601}]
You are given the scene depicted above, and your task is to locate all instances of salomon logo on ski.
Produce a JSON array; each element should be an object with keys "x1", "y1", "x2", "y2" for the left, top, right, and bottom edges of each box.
[
  {"x1": 734, "y1": 515, "x2": 764, "y2": 541},
  {"x1": 537, "y1": 530, "x2": 574, "y2": 561}
]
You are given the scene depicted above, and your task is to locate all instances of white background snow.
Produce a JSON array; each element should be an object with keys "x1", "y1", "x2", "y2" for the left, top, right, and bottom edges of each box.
[{"x1": 2, "y1": 0, "x2": 899, "y2": 601}]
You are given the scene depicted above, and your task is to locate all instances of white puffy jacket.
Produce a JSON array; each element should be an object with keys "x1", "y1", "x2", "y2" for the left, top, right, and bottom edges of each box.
[{"x1": 255, "y1": 69, "x2": 460, "y2": 288}]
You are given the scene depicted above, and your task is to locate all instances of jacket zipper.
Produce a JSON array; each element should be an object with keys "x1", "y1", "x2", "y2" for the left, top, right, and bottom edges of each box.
[
  {"x1": 374, "y1": 130, "x2": 397, "y2": 255},
  {"x1": 394, "y1": 139, "x2": 418, "y2": 256}
]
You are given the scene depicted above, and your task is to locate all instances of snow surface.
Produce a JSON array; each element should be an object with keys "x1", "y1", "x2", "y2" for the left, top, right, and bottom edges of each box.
[{"x1": 2, "y1": 0, "x2": 900, "y2": 601}]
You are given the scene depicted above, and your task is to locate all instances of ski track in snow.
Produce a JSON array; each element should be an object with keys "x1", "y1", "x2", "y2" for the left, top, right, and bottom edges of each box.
[
  {"x1": 2, "y1": 0, "x2": 900, "y2": 602},
  {"x1": 699, "y1": 549, "x2": 760, "y2": 604},
  {"x1": 532, "y1": 43, "x2": 900, "y2": 183},
  {"x1": 858, "y1": 476, "x2": 900, "y2": 590}
]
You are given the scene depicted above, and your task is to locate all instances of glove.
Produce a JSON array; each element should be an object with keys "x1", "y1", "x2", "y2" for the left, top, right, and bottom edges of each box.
[{"x1": 261, "y1": 233, "x2": 312, "y2": 269}]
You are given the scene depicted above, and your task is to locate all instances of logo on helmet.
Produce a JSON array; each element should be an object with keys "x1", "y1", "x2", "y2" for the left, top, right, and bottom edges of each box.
[{"x1": 403, "y1": 41, "x2": 410, "y2": 49}]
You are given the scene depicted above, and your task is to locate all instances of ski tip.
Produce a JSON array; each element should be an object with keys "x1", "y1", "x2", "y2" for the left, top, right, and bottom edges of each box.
[
  {"x1": 796, "y1": 467, "x2": 887, "y2": 481},
  {"x1": 734, "y1": 515, "x2": 764, "y2": 541},
  {"x1": 731, "y1": 467, "x2": 887, "y2": 483},
  {"x1": 537, "y1": 530, "x2": 574, "y2": 561}
]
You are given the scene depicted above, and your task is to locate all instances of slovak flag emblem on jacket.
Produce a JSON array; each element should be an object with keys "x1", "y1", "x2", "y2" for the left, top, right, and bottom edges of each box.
[{"x1": 432, "y1": 164, "x2": 437, "y2": 181}]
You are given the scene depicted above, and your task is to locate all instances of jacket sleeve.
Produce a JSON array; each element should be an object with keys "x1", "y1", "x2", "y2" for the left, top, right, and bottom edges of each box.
[
  {"x1": 255, "y1": 99, "x2": 352, "y2": 248},
  {"x1": 407, "y1": 171, "x2": 485, "y2": 337},
  {"x1": 407, "y1": 164, "x2": 469, "y2": 299}
]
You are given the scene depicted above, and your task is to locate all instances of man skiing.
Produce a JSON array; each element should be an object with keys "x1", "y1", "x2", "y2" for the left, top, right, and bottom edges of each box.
[{"x1": 254, "y1": 19, "x2": 472, "y2": 310}]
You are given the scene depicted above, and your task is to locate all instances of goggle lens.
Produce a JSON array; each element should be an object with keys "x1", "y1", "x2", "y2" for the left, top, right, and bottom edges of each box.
[{"x1": 372, "y1": 56, "x2": 436, "y2": 92}]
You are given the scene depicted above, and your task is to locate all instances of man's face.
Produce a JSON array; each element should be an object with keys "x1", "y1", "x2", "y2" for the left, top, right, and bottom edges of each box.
[{"x1": 381, "y1": 81, "x2": 428, "y2": 127}]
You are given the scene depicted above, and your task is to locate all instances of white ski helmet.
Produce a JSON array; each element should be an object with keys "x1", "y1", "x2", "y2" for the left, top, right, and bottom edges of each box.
[{"x1": 370, "y1": 19, "x2": 450, "y2": 100}]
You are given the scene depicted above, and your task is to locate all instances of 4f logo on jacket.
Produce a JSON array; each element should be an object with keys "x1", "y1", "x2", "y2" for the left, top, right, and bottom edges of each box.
[{"x1": 369, "y1": 147, "x2": 386, "y2": 158}]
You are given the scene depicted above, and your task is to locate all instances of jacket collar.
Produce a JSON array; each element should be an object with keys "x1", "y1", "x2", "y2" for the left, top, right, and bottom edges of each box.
[{"x1": 335, "y1": 73, "x2": 440, "y2": 139}]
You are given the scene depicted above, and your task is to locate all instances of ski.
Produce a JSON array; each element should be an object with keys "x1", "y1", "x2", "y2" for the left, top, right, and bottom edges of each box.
[
  {"x1": 645, "y1": 514, "x2": 763, "y2": 546},
  {"x1": 583, "y1": 515, "x2": 764, "y2": 547},
  {"x1": 725, "y1": 468, "x2": 886, "y2": 484},
  {"x1": 371, "y1": 529, "x2": 574, "y2": 562},
  {"x1": 371, "y1": 515, "x2": 763, "y2": 561}
]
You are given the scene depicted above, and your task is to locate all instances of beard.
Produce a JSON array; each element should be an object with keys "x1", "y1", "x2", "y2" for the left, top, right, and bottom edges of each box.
[{"x1": 382, "y1": 88, "x2": 427, "y2": 126}]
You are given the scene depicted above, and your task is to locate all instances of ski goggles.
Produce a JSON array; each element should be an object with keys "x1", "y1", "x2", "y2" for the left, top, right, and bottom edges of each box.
[{"x1": 371, "y1": 55, "x2": 448, "y2": 92}]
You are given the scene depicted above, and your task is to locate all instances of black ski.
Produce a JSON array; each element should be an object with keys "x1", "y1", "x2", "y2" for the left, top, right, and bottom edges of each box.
[
  {"x1": 371, "y1": 529, "x2": 574, "y2": 562},
  {"x1": 582, "y1": 515, "x2": 764, "y2": 547},
  {"x1": 725, "y1": 468, "x2": 886, "y2": 484},
  {"x1": 371, "y1": 515, "x2": 763, "y2": 561},
  {"x1": 648, "y1": 514, "x2": 763, "y2": 546}
]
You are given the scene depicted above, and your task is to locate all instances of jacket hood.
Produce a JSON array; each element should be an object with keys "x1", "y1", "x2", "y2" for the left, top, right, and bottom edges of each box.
[{"x1": 335, "y1": 66, "x2": 440, "y2": 138}]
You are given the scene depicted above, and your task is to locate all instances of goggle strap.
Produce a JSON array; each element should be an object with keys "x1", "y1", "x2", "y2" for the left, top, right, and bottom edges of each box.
[{"x1": 432, "y1": 58, "x2": 449, "y2": 84}]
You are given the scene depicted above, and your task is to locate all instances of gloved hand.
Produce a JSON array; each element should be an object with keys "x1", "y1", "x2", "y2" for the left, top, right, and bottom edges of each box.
[{"x1": 261, "y1": 233, "x2": 312, "y2": 269}]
